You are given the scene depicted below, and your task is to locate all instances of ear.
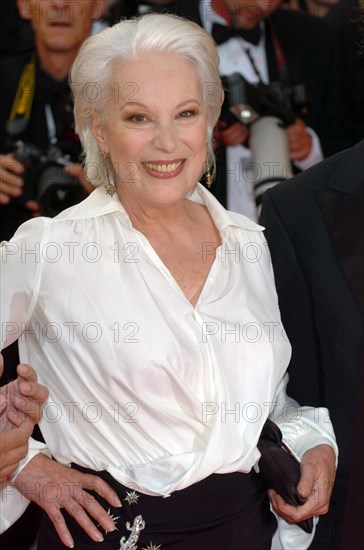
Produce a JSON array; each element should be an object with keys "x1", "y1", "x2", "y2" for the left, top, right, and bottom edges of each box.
[
  {"x1": 17, "y1": 0, "x2": 31, "y2": 21},
  {"x1": 92, "y1": 112, "x2": 107, "y2": 151}
]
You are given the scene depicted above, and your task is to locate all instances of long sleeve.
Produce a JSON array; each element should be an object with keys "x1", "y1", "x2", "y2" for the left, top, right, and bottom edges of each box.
[
  {"x1": 1, "y1": 217, "x2": 51, "y2": 534},
  {"x1": 271, "y1": 373, "x2": 338, "y2": 461},
  {"x1": 1, "y1": 217, "x2": 47, "y2": 349}
]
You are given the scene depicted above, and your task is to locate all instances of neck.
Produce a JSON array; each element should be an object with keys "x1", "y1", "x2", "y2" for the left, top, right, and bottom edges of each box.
[
  {"x1": 36, "y1": 42, "x2": 79, "y2": 81},
  {"x1": 120, "y1": 193, "x2": 195, "y2": 231}
]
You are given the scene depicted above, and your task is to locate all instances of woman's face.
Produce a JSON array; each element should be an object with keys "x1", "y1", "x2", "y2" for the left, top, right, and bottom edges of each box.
[{"x1": 92, "y1": 52, "x2": 209, "y2": 210}]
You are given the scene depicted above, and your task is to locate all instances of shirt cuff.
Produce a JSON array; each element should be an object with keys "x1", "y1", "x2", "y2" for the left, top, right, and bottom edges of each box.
[
  {"x1": 281, "y1": 407, "x2": 338, "y2": 467},
  {"x1": 293, "y1": 128, "x2": 324, "y2": 171},
  {"x1": 0, "y1": 484, "x2": 30, "y2": 534},
  {"x1": 0, "y1": 439, "x2": 51, "y2": 534},
  {"x1": 10, "y1": 437, "x2": 51, "y2": 482}
]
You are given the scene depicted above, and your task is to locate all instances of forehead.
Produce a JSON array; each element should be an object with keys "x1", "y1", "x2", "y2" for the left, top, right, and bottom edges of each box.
[
  {"x1": 27, "y1": 0, "x2": 97, "y2": 19},
  {"x1": 109, "y1": 53, "x2": 203, "y2": 105}
]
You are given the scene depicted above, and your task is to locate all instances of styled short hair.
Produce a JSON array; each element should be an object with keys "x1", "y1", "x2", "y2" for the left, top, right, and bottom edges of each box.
[{"x1": 70, "y1": 13, "x2": 224, "y2": 187}]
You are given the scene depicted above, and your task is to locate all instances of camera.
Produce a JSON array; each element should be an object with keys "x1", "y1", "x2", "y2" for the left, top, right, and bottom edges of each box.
[
  {"x1": 220, "y1": 73, "x2": 308, "y2": 205},
  {"x1": 12, "y1": 140, "x2": 87, "y2": 217},
  {"x1": 220, "y1": 73, "x2": 307, "y2": 128}
]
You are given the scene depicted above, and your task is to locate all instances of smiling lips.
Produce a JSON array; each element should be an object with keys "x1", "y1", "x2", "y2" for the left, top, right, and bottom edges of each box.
[
  {"x1": 142, "y1": 160, "x2": 185, "y2": 179},
  {"x1": 50, "y1": 22, "x2": 72, "y2": 27}
]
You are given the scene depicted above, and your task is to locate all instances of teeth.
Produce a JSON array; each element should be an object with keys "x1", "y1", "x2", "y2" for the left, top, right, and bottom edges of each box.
[{"x1": 145, "y1": 162, "x2": 182, "y2": 173}]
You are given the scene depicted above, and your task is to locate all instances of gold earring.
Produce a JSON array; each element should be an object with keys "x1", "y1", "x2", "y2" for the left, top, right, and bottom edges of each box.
[
  {"x1": 102, "y1": 151, "x2": 116, "y2": 196},
  {"x1": 205, "y1": 169, "x2": 212, "y2": 189}
]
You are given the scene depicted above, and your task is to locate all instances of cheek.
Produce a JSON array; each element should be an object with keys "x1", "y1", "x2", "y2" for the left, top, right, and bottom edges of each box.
[
  {"x1": 190, "y1": 123, "x2": 208, "y2": 155},
  {"x1": 107, "y1": 131, "x2": 147, "y2": 180},
  {"x1": 113, "y1": 161, "x2": 140, "y2": 186},
  {"x1": 187, "y1": 133, "x2": 208, "y2": 176},
  {"x1": 109, "y1": 131, "x2": 148, "y2": 160}
]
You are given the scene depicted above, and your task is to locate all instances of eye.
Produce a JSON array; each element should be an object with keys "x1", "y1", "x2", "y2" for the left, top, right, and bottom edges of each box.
[
  {"x1": 178, "y1": 109, "x2": 198, "y2": 119},
  {"x1": 126, "y1": 113, "x2": 149, "y2": 123}
]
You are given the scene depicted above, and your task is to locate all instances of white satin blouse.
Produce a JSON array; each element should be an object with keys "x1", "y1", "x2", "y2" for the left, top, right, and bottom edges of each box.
[{"x1": 0, "y1": 185, "x2": 336, "y2": 531}]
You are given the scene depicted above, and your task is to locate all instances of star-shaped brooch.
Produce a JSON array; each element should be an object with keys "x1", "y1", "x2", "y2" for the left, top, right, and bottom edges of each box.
[
  {"x1": 124, "y1": 490, "x2": 140, "y2": 505},
  {"x1": 97, "y1": 508, "x2": 121, "y2": 534},
  {"x1": 142, "y1": 544, "x2": 161, "y2": 550}
]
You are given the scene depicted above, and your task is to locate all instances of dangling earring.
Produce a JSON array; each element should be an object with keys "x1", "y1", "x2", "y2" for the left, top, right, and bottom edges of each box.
[
  {"x1": 205, "y1": 168, "x2": 212, "y2": 189},
  {"x1": 102, "y1": 151, "x2": 116, "y2": 196}
]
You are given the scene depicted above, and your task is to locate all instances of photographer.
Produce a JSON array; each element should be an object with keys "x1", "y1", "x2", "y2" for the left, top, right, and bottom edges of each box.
[
  {"x1": 168, "y1": 0, "x2": 353, "y2": 219},
  {"x1": 0, "y1": 0, "x2": 113, "y2": 241}
]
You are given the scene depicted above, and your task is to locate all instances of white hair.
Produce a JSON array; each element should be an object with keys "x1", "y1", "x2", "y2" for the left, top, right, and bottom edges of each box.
[{"x1": 70, "y1": 13, "x2": 224, "y2": 187}]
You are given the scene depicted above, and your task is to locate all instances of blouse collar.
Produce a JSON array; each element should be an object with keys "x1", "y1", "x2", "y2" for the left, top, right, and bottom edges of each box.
[{"x1": 56, "y1": 182, "x2": 263, "y2": 234}]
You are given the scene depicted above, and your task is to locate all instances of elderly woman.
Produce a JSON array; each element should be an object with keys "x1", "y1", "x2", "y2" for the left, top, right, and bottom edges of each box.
[{"x1": 0, "y1": 14, "x2": 336, "y2": 550}]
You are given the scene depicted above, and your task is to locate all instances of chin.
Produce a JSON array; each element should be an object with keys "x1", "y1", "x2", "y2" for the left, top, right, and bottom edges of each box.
[
  {"x1": 47, "y1": 39, "x2": 75, "y2": 51},
  {"x1": 145, "y1": 185, "x2": 190, "y2": 206}
]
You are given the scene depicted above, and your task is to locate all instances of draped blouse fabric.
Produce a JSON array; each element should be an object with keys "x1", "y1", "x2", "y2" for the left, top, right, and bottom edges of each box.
[{"x1": 1, "y1": 185, "x2": 336, "y2": 501}]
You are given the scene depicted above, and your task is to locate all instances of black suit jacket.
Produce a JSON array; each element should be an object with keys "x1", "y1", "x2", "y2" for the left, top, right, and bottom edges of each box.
[
  {"x1": 260, "y1": 140, "x2": 364, "y2": 549},
  {"x1": 175, "y1": 3, "x2": 353, "y2": 206}
]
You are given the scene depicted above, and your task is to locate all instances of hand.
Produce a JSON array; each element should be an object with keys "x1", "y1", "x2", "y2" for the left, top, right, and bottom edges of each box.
[
  {"x1": 0, "y1": 414, "x2": 33, "y2": 482},
  {"x1": 269, "y1": 444, "x2": 336, "y2": 524},
  {"x1": 285, "y1": 118, "x2": 312, "y2": 161},
  {"x1": 63, "y1": 163, "x2": 95, "y2": 195},
  {"x1": 14, "y1": 363, "x2": 49, "y2": 425},
  {"x1": 14, "y1": 454, "x2": 122, "y2": 549},
  {"x1": 0, "y1": 357, "x2": 49, "y2": 429},
  {"x1": 214, "y1": 121, "x2": 249, "y2": 148},
  {"x1": 0, "y1": 153, "x2": 24, "y2": 205},
  {"x1": 0, "y1": 355, "x2": 49, "y2": 481},
  {"x1": 0, "y1": 153, "x2": 39, "y2": 213}
]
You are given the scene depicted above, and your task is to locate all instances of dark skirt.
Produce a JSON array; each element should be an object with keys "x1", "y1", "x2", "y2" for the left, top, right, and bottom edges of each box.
[{"x1": 37, "y1": 464, "x2": 277, "y2": 549}]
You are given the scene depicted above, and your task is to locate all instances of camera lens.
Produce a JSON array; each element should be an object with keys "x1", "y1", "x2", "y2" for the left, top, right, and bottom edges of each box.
[{"x1": 37, "y1": 164, "x2": 87, "y2": 217}]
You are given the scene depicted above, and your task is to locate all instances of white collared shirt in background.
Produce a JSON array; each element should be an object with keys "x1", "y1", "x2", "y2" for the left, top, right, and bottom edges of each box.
[{"x1": 202, "y1": 0, "x2": 323, "y2": 220}]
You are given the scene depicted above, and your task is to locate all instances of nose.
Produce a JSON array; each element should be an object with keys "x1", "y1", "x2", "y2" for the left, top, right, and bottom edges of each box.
[
  {"x1": 46, "y1": 0, "x2": 69, "y2": 14},
  {"x1": 45, "y1": 0, "x2": 73, "y2": 23},
  {"x1": 47, "y1": 0, "x2": 70, "y2": 14},
  {"x1": 152, "y1": 122, "x2": 177, "y2": 153}
]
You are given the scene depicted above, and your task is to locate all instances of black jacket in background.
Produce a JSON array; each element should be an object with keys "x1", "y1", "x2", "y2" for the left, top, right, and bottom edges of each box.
[{"x1": 261, "y1": 140, "x2": 364, "y2": 549}]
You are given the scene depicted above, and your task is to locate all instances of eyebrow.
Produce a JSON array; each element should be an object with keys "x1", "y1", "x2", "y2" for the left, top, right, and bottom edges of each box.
[{"x1": 119, "y1": 99, "x2": 202, "y2": 111}]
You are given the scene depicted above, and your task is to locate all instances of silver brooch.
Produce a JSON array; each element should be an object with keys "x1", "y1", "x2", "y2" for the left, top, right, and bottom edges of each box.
[
  {"x1": 119, "y1": 515, "x2": 146, "y2": 550},
  {"x1": 97, "y1": 507, "x2": 121, "y2": 534},
  {"x1": 124, "y1": 490, "x2": 140, "y2": 505}
]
